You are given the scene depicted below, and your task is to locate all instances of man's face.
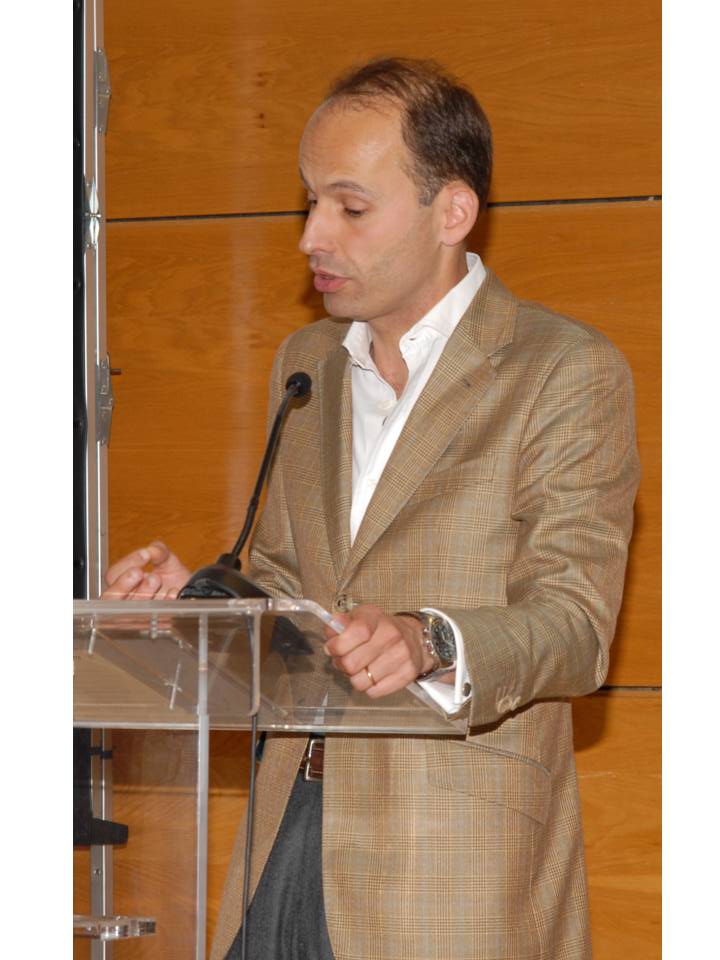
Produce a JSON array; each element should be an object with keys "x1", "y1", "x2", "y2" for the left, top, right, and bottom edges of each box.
[{"x1": 298, "y1": 101, "x2": 447, "y2": 331}]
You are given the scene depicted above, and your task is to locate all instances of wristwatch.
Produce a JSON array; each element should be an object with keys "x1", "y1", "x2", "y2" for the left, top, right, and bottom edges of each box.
[{"x1": 396, "y1": 610, "x2": 457, "y2": 676}]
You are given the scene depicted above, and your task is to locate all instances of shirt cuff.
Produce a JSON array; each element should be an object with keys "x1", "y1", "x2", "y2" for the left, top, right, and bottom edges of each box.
[{"x1": 415, "y1": 607, "x2": 471, "y2": 717}]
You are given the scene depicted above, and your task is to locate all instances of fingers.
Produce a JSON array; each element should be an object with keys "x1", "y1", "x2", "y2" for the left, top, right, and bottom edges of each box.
[
  {"x1": 102, "y1": 568, "x2": 168, "y2": 600},
  {"x1": 324, "y1": 606, "x2": 382, "y2": 658},
  {"x1": 345, "y1": 642, "x2": 418, "y2": 695},
  {"x1": 105, "y1": 547, "x2": 153, "y2": 588},
  {"x1": 103, "y1": 541, "x2": 185, "y2": 600},
  {"x1": 146, "y1": 540, "x2": 173, "y2": 567},
  {"x1": 102, "y1": 564, "x2": 146, "y2": 599},
  {"x1": 326, "y1": 606, "x2": 426, "y2": 698},
  {"x1": 364, "y1": 655, "x2": 424, "y2": 699},
  {"x1": 126, "y1": 572, "x2": 168, "y2": 600}
]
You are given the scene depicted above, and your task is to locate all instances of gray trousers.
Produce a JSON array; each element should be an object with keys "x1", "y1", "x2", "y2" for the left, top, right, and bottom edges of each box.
[{"x1": 225, "y1": 774, "x2": 335, "y2": 960}]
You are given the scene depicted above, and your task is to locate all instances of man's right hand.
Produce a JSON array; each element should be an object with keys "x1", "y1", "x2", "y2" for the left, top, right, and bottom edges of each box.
[{"x1": 103, "y1": 541, "x2": 191, "y2": 600}]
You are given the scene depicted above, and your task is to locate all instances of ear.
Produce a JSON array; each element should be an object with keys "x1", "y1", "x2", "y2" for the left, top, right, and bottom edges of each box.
[{"x1": 438, "y1": 181, "x2": 479, "y2": 247}]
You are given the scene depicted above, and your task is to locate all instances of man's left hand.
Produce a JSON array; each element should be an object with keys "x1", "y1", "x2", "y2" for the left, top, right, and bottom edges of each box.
[{"x1": 324, "y1": 605, "x2": 435, "y2": 698}]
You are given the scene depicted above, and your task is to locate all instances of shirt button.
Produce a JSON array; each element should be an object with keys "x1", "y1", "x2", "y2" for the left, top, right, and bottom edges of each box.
[{"x1": 335, "y1": 594, "x2": 349, "y2": 613}]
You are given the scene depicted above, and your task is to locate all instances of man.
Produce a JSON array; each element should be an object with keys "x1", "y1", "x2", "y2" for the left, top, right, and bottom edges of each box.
[{"x1": 105, "y1": 58, "x2": 639, "y2": 959}]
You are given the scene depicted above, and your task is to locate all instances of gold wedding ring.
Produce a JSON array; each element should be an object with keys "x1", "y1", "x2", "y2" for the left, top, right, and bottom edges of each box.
[{"x1": 365, "y1": 667, "x2": 375, "y2": 686}]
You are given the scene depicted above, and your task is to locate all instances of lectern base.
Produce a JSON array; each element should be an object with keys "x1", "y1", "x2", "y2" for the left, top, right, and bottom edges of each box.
[{"x1": 73, "y1": 915, "x2": 156, "y2": 940}]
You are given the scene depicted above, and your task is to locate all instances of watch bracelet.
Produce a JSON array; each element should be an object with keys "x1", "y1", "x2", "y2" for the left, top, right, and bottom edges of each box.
[{"x1": 395, "y1": 610, "x2": 442, "y2": 676}]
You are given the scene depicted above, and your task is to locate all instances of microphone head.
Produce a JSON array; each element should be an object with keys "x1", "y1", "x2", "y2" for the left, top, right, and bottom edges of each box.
[{"x1": 285, "y1": 371, "x2": 312, "y2": 398}]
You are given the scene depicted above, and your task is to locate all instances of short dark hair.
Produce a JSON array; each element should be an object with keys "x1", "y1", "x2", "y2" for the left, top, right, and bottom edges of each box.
[{"x1": 326, "y1": 57, "x2": 493, "y2": 208}]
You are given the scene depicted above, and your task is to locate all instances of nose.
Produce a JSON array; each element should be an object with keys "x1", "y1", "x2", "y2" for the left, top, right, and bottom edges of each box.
[{"x1": 299, "y1": 205, "x2": 333, "y2": 257}]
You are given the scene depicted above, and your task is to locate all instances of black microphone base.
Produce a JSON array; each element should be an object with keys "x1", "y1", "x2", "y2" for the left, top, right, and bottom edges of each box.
[
  {"x1": 180, "y1": 561, "x2": 314, "y2": 659},
  {"x1": 178, "y1": 564, "x2": 270, "y2": 600}
]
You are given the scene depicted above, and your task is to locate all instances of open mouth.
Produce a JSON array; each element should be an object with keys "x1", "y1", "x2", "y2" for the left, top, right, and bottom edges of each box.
[{"x1": 313, "y1": 272, "x2": 348, "y2": 294}]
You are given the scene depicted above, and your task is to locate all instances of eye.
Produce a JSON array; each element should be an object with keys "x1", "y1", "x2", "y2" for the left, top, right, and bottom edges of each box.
[
  {"x1": 344, "y1": 207, "x2": 366, "y2": 218},
  {"x1": 305, "y1": 197, "x2": 317, "y2": 211}
]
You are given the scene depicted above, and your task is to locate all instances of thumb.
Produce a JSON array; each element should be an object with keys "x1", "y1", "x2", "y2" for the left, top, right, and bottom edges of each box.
[{"x1": 147, "y1": 540, "x2": 174, "y2": 567}]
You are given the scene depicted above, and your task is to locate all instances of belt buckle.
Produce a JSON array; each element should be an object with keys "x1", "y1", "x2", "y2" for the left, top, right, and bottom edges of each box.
[{"x1": 302, "y1": 737, "x2": 323, "y2": 782}]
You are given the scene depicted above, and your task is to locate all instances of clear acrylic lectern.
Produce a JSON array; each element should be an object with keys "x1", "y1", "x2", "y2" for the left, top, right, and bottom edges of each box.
[{"x1": 73, "y1": 598, "x2": 466, "y2": 958}]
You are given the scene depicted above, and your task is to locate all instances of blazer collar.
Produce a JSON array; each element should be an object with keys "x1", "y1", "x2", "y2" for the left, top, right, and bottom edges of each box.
[{"x1": 318, "y1": 269, "x2": 518, "y2": 585}]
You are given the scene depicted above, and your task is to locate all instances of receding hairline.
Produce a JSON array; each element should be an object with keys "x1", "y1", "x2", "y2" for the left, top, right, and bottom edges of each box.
[
  {"x1": 300, "y1": 98, "x2": 436, "y2": 203},
  {"x1": 305, "y1": 92, "x2": 405, "y2": 132}
]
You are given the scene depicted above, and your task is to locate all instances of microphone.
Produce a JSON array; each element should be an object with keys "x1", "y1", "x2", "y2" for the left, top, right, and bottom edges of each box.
[{"x1": 179, "y1": 372, "x2": 312, "y2": 599}]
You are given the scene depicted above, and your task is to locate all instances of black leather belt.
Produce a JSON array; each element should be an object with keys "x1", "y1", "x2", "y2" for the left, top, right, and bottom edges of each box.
[{"x1": 300, "y1": 737, "x2": 325, "y2": 781}]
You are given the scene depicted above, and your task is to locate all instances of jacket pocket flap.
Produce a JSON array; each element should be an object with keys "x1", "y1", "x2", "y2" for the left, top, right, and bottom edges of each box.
[{"x1": 427, "y1": 740, "x2": 552, "y2": 826}]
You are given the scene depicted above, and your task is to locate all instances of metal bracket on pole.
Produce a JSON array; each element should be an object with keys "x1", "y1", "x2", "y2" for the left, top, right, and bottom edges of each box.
[
  {"x1": 95, "y1": 49, "x2": 111, "y2": 133},
  {"x1": 96, "y1": 356, "x2": 115, "y2": 447}
]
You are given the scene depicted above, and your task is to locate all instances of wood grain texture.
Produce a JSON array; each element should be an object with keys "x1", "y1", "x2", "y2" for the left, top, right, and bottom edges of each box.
[
  {"x1": 73, "y1": 730, "x2": 252, "y2": 959},
  {"x1": 106, "y1": 200, "x2": 660, "y2": 685},
  {"x1": 106, "y1": 215, "x2": 312, "y2": 574},
  {"x1": 573, "y1": 691, "x2": 661, "y2": 960},
  {"x1": 108, "y1": 731, "x2": 198, "y2": 959},
  {"x1": 73, "y1": 846, "x2": 91, "y2": 959},
  {"x1": 104, "y1": 0, "x2": 660, "y2": 218},
  {"x1": 207, "y1": 732, "x2": 252, "y2": 954}
]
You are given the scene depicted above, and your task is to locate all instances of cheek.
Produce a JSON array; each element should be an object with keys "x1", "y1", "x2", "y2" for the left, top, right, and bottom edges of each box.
[
  {"x1": 374, "y1": 234, "x2": 432, "y2": 290},
  {"x1": 363, "y1": 220, "x2": 423, "y2": 270}
]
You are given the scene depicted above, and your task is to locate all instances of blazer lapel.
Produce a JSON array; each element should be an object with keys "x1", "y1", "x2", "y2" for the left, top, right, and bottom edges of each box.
[
  {"x1": 318, "y1": 344, "x2": 354, "y2": 582},
  {"x1": 340, "y1": 271, "x2": 517, "y2": 583}
]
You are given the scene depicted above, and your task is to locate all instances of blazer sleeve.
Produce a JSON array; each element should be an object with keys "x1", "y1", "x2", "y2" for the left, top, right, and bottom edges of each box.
[{"x1": 446, "y1": 336, "x2": 641, "y2": 728}]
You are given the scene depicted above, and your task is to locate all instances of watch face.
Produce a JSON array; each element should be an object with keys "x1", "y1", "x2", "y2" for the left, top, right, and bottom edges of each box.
[{"x1": 429, "y1": 615, "x2": 456, "y2": 666}]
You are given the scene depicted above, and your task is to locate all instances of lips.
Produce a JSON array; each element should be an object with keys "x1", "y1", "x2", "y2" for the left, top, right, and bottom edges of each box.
[{"x1": 313, "y1": 272, "x2": 348, "y2": 294}]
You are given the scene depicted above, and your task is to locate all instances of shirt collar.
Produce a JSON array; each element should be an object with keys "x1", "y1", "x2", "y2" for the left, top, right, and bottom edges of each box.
[{"x1": 343, "y1": 253, "x2": 486, "y2": 368}]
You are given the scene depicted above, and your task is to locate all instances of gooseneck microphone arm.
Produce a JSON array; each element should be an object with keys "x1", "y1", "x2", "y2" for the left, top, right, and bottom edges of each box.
[
  {"x1": 226, "y1": 371, "x2": 311, "y2": 563},
  {"x1": 178, "y1": 371, "x2": 312, "y2": 599}
]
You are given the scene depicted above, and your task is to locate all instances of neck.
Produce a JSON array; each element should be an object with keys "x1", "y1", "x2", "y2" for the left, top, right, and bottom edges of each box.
[{"x1": 368, "y1": 249, "x2": 469, "y2": 396}]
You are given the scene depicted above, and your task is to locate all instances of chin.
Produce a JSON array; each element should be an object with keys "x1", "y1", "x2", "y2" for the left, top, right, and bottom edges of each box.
[{"x1": 323, "y1": 291, "x2": 356, "y2": 319}]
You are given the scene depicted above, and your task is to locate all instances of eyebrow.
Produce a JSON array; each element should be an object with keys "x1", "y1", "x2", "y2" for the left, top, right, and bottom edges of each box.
[
  {"x1": 299, "y1": 170, "x2": 376, "y2": 198},
  {"x1": 328, "y1": 179, "x2": 374, "y2": 196}
]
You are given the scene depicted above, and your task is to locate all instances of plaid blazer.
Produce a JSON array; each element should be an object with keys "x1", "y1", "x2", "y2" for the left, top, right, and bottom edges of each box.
[{"x1": 211, "y1": 271, "x2": 640, "y2": 960}]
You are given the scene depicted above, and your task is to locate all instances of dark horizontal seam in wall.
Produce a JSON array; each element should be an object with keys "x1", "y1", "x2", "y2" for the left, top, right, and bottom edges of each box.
[
  {"x1": 599, "y1": 684, "x2": 662, "y2": 692},
  {"x1": 107, "y1": 209, "x2": 309, "y2": 223},
  {"x1": 106, "y1": 194, "x2": 661, "y2": 224},
  {"x1": 490, "y1": 194, "x2": 661, "y2": 208}
]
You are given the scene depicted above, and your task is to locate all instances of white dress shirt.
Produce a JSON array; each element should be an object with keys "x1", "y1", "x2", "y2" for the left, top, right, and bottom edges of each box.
[{"x1": 342, "y1": 252, "x2": 486, "y2": 714}]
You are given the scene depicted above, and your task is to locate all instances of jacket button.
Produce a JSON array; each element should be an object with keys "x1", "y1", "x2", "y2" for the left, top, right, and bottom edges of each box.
[{"x1": 335, "y1": 594, "x2": 349, "y2": 613}]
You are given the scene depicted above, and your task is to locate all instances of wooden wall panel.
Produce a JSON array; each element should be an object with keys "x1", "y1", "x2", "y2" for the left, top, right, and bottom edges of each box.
[
  {"x1": 108, "y1": 731, "x2": 198, "y2": 959},
  {"x1": 104, "y1": 0, "x2": 660, "y2": 218},
  {"x1": 72, "y1": 738, "x2": 253, "y2": 959},
  {"x1": 106, "y1": 215, "x2": 312, "y2": 573},
  {"x1": 573, "y1": 691, "x2": 661, "y2": 959},
  {"x1": 74, "y1": 730, "x2": 253, "y2": 960},
  {"x1": 207, "y1": 732, "x2": 252, "y2": 954},
  {"x1": 73, "y1": 847, "x2": 90, "y2": 959},
  {"x1": 107, "y1": 201, "x2": 659, "y2": 684}
]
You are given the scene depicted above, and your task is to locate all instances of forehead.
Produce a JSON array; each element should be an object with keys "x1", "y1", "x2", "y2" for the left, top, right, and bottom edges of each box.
[{"x1": 299, "y1": 100, "x2": 412, "y2": 188}]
